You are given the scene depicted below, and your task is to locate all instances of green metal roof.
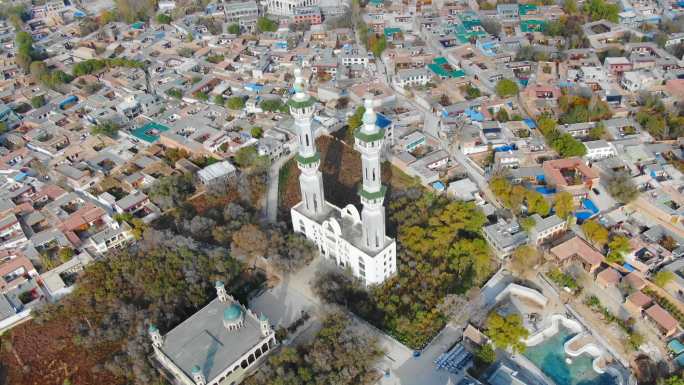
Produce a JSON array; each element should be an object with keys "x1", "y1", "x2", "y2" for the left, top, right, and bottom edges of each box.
[
  {"x1": 520, "y1": 20, "x2": 547, "y2": 33},
  {"x1": 428, "y1": 60, "x2": 465, "y2": 79},
  {"x1": 354, "y1": 128, "x2": 385, "y2": 143},
  {"x1": 287, "y1": 97, "x2": 316, "y2": 109},
  {"x1": 359, "y1": 185, "x2": 387, "y2": 200},
  {"x1": 384, "y1": 27, "x2": 401, "y2": 37},
  {"x1": 131, "y1": 122, "x2": 170, "y2": 143},
  {"x1": 297, "y1": 152, "x2": 320, "y2": 165},
  {"x1": 223, "y1": 304, "x2": 242, "y2": 321}
]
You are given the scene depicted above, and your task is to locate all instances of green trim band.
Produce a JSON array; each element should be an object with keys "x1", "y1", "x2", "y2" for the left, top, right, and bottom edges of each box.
[
  {"x1": 358, "y1": 185, "x2": 387, "y2": 200},
  {"x1": 354, "y1": 128, "x2": 385, "y2": 142},
  {"x1": 297, "y1": 152, "x2": 320, "y2": 165},
  {"x1": 287, "y1": 97, "x2": 316, "y2": 109}
]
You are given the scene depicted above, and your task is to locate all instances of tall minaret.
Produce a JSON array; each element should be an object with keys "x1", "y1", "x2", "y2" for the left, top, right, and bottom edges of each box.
[
  {"x1": 355, "y1": 99, "x2": 387, "y2": 251},
  {"x1": 289, "y1": 68, "x2": 325, "y2": 216}
]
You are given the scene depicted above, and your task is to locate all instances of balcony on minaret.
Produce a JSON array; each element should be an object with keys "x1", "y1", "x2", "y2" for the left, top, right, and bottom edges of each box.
[{"x1": 296, "y1": 151, "x2": 321, "y2": 170}]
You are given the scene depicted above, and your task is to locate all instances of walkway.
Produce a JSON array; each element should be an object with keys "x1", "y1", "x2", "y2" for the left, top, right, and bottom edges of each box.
[{"x1": 261, "y1": 153, "x2": 294, "y2": 223}]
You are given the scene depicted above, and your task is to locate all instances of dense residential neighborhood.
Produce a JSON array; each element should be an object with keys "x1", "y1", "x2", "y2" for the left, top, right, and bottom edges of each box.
[{"x1": 3, "y1": 0, "x2": 684, "y2": 384}]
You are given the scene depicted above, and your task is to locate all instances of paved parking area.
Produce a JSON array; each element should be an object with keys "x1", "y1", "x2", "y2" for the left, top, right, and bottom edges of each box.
[{"x1": 375, "y1": 324, "x2": 464, "y2": 385}]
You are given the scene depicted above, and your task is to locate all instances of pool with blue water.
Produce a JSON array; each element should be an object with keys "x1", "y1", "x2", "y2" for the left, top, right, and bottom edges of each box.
[{"x1": 523, "y1": 328, "x2": 617, "y2": 385}]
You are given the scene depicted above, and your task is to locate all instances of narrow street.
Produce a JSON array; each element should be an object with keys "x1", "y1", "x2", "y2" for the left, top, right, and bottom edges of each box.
[{"x1": 261, "y1": 153, "x2": 294, "y2": 223}]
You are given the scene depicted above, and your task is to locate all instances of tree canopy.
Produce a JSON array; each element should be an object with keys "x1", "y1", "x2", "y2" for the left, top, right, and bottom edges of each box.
[
  {"x1": 91, "y1": 121, "x2": 120, "y2": 138},
  {"x1": 485, "y1": 312, "x2": 529, "y2": 353},
  {"x1": 495, "y1": 79, "x2": 519, "y2": 98},
  {"x1": 583, "y1": 0, "x2": 619, "y2": 22},
  {"x1": 246, "y1": 313, "x2": 383, "y2": 385},
  {"x1": 553, "y1": 192, "x2": 575, "y2": 219},
  {"x1": 606, "y1": 173, "x2": 638, "y2": 204},
  {"x1": 226, "y1": 96, "x2": 246, "y2": 110},
  {"x1": 315, "y1": 191, "x2": 494, "y2": 348},
  {"x1": 257, "y1": 17, "x2": 278, "y2": 32},
  {"x1": 581, "y1": 220, "x2": 609, "y2": 247}
]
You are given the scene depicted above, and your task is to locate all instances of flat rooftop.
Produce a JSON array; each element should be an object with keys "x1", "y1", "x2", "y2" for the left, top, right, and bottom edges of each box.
[{"x1": 160, "y1": 298, "x2": 265, "y2": 382}]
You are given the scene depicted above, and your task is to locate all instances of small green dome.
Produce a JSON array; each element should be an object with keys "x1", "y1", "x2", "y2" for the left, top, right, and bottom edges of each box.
[
  {"x1": 215, "y1": 280, "x2": 224, "y2": 288},
  {"x1": 148, "y1": 324, "x2": 158, "y2": 333},
  {"x1": 191, "y1": 365, "x2": 201, "y2": 373},
  {"x1": 259, "y1": 313, "x2": 268, "y2": 321},
  {"x1": 224, "y1": 304, "x2": 242, "y2": 321}
]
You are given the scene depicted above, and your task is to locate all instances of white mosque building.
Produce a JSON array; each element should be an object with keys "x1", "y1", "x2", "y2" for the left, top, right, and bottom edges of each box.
[
  {"x1": 149, "y1": 281, "x2": 276, "y2": 385},
  {"x1": 265, "y1": 0, "x2": 319, "y2": 17},
  {"x1": 288, "y1": 68, "x2": 397, "y2": 286}
]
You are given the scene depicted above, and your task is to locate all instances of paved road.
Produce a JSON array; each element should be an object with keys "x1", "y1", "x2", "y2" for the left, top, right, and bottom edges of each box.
[{"x1": 261, "y1": 153, "x2": 294, "y2": 223}]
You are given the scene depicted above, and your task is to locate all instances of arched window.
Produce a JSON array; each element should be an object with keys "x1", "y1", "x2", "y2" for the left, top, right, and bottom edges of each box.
[
  {"x1": 372, "y1": 168, "x2": 376, "y2": 181},
  {"x1": 305, "y1": 134, "x2": 309, "y2": 146}
]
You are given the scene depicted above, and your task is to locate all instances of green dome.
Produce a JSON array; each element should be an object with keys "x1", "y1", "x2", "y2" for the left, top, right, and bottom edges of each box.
[
  {"x1": 148, "y1": 324, "x2": 158, "y2": 333},
  {"x1": 224, "y1": 304, "x2": 242, "y2": 321},
  {"x1": 191, "y1": 365, "x2": 201, "y2": 374}
]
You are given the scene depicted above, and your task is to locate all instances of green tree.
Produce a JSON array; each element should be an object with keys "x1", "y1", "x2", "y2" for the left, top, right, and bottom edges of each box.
[
  {"x1": 495, "y1": 79, "x2": 519, "y2": 98},
  {"x1": 553, "y1": 192, "x2": 575, "y2": 219},
  {"x1": 166, "y1": 88, "x2": 183, "y2": 99},
  {"x1": 156, "y1": 13, "x2": 171, "y2": 24},
  {"x1": 563, "y1": 0, "x2": 578, "y2": 14},
  {"x1": 234, "y1": 146, "x2": 269, "y2": 170},
  {"x1": 228, "y1": 23, "x2": 240, "y2": 35},
  {"x1": 663, "y1": 376, "x2": 684, "y2": 385},
  {"x1": 475, "y1": 344, "x2": 496, "y2": 365},
  {"x1": 91, "y1": 121, "x2": 120, "y2": 138},
  {"x1": 226, "y1": 96, "x2": 245, "y2": 110},
  {"x1": 485, "y1": 312, "x2": 529, "y2": 353},
  {"x1": 213, "y1": 95, "x2": 225, "y2": 105},
  {"x1": 520, "y1": 216, "x2": 536, "y2": 232},
  {"x1": 369, "y1": 34, "x2": 387, "y2": 57},
  {"x1": 245, "y1": 312, "x2": 383, "y2": 385},
  {"x1": 583, "y1": 0, "x2": 619, "y2": 22},
  {"x1": 526, "y1": 190, "x2": 550, "y2": 217},
  {"x1": 462, "y1": 84, "x2": 481, "y2": 100},
  {"x1": 99, "y1": 9, "x2": 118, "y2": 24},
  {"x1": 606, "y1": 173, "x2": 638, "y2": 203},
  {"x1": 346, "y1": 105, "x2": 366, "y2": 143},
  {"x1": 250, "y1": 126, "x2": 263, "y2": 138},
  {"x1": 607, "y1": 235, "x2": 631, "y2": 264},
  {"x1": 653, "y1": 271, "x2": 675, "y2": 288},
  {"x1": 260, "y1": 99, "x2": 287, "y2": 113},
  {"x1": 257, "y1": 17, "x2": 278, "y2": 32},
  {"x1": 588, "y1": 122, "x2": 606, "y2": 140},
  {"x1": 30, "y1": 94, "x2": 46, "y2": 108},
  {"x1": 510, "y1": 245, "x2": 541, "y2": 275},
  {"x1": 581, "y1": 220, "x2": 609, "y2": 247},
  {"x1": 552, "y1": 133, "x2": 587, "y2": 157},
  {"x1": 195, "y1": 91, "x2": 209, "y2": 101},
  {"x1": 58, "y1": 247, "x2": 75, "y2": 263},
  {"x1": 495, "y1": 108, "x2": 509, "y2": 122}
]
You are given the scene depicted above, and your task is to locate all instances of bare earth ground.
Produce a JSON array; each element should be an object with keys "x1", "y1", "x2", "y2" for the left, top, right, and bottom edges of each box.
[
  {"x1": 278, "y1": 135, "x2": 416, "y2": 221},
  {"x1": 0, "y1": 315, "x2": 124, "y2": 385}
]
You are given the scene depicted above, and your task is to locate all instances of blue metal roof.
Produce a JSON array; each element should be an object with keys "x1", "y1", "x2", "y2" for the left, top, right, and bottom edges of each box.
[{"x1": 376, "y1": 113, "x2": 391, "y2": 129}]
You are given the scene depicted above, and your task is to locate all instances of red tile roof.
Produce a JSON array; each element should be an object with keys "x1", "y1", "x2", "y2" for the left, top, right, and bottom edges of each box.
[
  {"x1": 551, "y1": 236, "x2": 604, "y2": 266},
  {"x1": 626, "y1": 291, "x2": 652, "y2": 309},
  {"x1": 645, "y1": 304, "x2": 678, "y2": 333}
]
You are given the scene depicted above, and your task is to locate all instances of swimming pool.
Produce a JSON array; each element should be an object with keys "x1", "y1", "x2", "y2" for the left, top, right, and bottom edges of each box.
[{"x1": 523, "y1": 328, "x2": 618, "y2": 385}]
